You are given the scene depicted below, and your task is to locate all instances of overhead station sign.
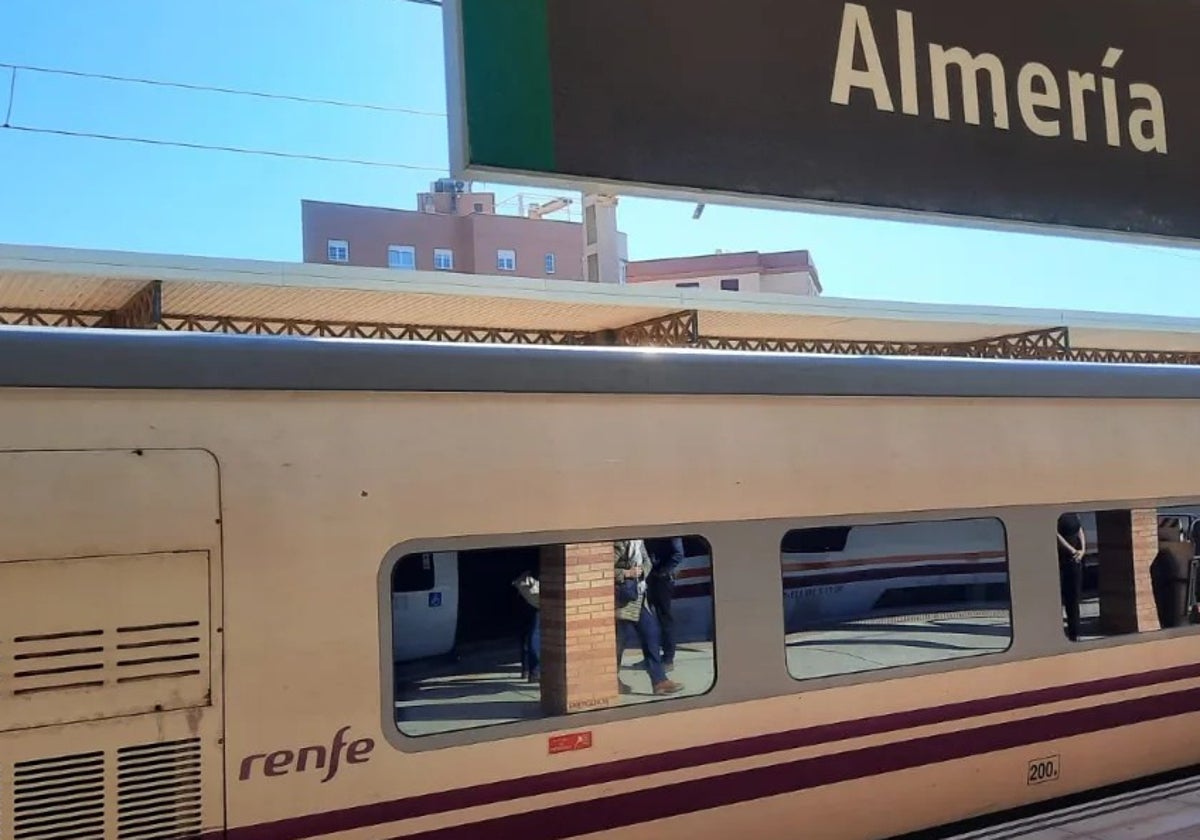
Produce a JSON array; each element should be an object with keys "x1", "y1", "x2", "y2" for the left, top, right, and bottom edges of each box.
[{"x1": 446, "y1": 0, "x2": 1199, "y2": 244}]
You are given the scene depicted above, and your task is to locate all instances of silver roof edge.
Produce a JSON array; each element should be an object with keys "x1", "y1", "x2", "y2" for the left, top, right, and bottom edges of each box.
[{"x1": 0, "y1": 327, "x2": 1197, "y2": 399}]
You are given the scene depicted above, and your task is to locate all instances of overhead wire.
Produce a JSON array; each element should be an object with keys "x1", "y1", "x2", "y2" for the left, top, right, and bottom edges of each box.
[
  {"x1": 2, "y1": 67, "x2": 14, "y2": 126},
  {"x1": 0, "y1": 62, "x2": 446, "y2": 118},
  {"x1": 0, "y1": 124, "x2": 447, "y2": 172},
  {"x1": 0, "y1": 48, "x2": 450, "y2": 172},
  {"x1": 0, "y1": 0, "x2": 451, "y2": 171}
]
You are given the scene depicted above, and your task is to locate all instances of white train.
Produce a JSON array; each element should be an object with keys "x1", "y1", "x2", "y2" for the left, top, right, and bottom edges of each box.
[{"x1": 3, "y1": 328, "x2": 1200, "y2": 840}]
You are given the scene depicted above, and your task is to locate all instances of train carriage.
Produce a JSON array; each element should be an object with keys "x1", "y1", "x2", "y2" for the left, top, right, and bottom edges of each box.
[{"x1": 2, "y1": 327, "x2": 1200, "y2": 840}]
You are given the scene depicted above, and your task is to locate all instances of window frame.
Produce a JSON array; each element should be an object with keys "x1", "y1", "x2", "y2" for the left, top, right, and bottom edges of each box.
[
  {"x1": 544, "y1": 253, "x2": 557, "y2": 275},
  {"x1": 326, "y1": 239, "x2": 349, "y2": 264},
  {"x1": 778, "y1": 514, "x2": 1015, "y2": 685},
  {"x1": 433, "y1": 248, "x2": 454, "y2": 271},
  {"x1": 379, "y1": 526, "x2": 721, "y2": 753},
  {"x1": 496, "y1": 249, "x2": 517, "y2": 272},
  {"x1": 387, "y1": 245, "x2": 416, "y2": 270}
]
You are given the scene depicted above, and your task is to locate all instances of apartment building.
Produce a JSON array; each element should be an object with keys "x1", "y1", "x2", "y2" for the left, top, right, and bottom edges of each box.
[{"x1": 302, "y1": 181, "x2": 586, "y2": 281}]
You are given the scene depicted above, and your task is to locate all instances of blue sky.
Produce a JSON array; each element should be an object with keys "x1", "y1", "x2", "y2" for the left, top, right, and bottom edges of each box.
[{"x1": 1, "y1": 0, "x2": 1198, "y2": 315}]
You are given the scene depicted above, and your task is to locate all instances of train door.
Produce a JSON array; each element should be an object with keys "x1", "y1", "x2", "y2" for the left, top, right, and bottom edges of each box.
[
  {"x1": 392, "y1": 552, "x2": 458, "y2": 661},
  {"x1": 0, "y1": 449, "x2": 225, "y2": 838}
]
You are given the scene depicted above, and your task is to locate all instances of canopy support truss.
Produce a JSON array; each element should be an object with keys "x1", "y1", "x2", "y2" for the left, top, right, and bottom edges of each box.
[{"x1": 2, "y1": 302, "x2": 1195, "y2": 364}]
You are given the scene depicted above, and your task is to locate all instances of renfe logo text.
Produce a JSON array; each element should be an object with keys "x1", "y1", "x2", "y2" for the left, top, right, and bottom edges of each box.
[
  {"x1": 239, "y1": 726, "x2": 375, "y2": 783},
  {"x1": 830, "y1": 3, "x2": 1167, "y2": 154}
]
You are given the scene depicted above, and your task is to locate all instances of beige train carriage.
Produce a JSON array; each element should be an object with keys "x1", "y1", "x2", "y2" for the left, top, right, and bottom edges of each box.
[{"x1": 2, "y1": 327, "x2": 1200, "y2": 840}]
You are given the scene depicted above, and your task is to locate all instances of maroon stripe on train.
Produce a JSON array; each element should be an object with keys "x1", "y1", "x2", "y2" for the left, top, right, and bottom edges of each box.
[
  {"x1": 222, "y1": 661, "x2": 1200, "y2": 840},
  {"x1": 399, "y1": 685, "x2": 1200, "y2": 840},
  {"x1": 675, "y1": 561, "x2": 1009, "y2": 599}
]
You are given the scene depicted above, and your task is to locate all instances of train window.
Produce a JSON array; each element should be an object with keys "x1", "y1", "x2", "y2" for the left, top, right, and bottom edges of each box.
[
  {"x1": 390, "y1": 535, "x2": 715, "y2": 737},
  {"x1": 1054, "y1": 505, "x2": 1200, "y2": 643},
  {"x1": 780, "y1": 517, "x2": 1012, "y2": 682}
]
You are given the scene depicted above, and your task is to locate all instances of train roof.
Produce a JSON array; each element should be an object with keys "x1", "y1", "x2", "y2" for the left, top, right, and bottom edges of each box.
[{"x1": 3, "y1": 326, "x2": 1200, "y2": 398}]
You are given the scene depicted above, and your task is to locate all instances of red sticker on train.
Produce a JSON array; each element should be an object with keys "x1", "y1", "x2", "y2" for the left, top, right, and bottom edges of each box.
[{"x1": 549, "y1": 731, "x2": 593, "y2": 755}]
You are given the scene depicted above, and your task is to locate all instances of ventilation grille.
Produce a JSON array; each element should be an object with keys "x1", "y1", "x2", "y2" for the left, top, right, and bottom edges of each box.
[
  {"x1": 5, "y1": 740, "x2": 206, "y2": 840},
  {"x1": 115, "y1": 623, "x2": 202, "y2": 686},
  {"x1": 10, "y1": 630, "x2": 108, "y2": 696},
  {"x1": 0, "y1": 551, "x2": 212, "y2": 732},
  {"x1": 4, "y1": 621, "x2": 203, "y2": 700},
  {"x1": 13, "y1": 751, "x2": 105, "y2": 840},
  {"x1": 117, "y1": 740, "x2": 202, "y2": 840}
]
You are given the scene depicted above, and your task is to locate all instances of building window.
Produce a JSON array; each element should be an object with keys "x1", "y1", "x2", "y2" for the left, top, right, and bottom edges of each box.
[
  {"x1": 389, "y1": 534, "x2": 715, "y2": 737},
  {"x1": 781, "y1": 517, "x2": 1012, "y2": 682},
  {"x1": 720, "y1": 278, "x2": 740, "y2": 291},
  {"x1": 327, "y1": 240, "x2": 349, "y2": 263},
  {"x1": 387, "y1": 245, "x2": 416, "y2": 270},
  {"x1": 473, "y1": 202, "x2": 485, "y2": 213},
  {"x1": 676, "y1": 282, "x2": 700, "y2": 289},
  {"x1": 434, "y1": 249, "x2": 454, "y2": 271},
  {"x1": 497, "y1": 249, "x2": 516, "y2": 272},
  {"x1": 544, "y1": 253, "x2": 557, "y2": 275}
]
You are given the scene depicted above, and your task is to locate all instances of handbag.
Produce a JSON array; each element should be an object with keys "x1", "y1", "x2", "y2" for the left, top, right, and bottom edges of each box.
[{"x1": 615, "y1": 577, "x2": 638, "y2": 607}]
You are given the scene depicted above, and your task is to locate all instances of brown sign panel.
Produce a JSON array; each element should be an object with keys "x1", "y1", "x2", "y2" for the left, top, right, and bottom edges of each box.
[{"x1": 448, "y1": 0, "x2": 1198, "y2": 243}]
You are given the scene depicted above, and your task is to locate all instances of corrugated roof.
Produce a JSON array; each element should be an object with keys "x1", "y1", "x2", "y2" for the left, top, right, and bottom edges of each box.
[{"x1": 1, "y1": 243, "x2": 1199, "y2": 352}]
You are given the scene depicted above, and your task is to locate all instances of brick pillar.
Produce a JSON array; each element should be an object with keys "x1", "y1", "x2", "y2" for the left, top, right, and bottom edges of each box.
[
  {"x1": 539, "y1": 542, "x2": 618, "y2": 716},
  {"x1": 1096, "y1": 509, "x2": 1159, "y2": 635}
]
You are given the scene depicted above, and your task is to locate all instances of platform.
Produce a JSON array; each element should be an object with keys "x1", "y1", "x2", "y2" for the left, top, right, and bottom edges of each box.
[
  {"x1": 945, "y1": 774, "x2": 1200, "y2": 839},
  {"x1": 395, "y1": 641, "x2": 715, "y2": 737}
]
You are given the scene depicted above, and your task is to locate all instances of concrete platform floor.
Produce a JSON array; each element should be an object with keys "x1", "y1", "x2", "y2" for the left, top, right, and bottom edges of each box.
[
  {"x1": 395, "y1": 641, "x2": 715, "y2": 737},
  {"x1": 786, "y1": 609, "x2": 1012, "y2": 681}
]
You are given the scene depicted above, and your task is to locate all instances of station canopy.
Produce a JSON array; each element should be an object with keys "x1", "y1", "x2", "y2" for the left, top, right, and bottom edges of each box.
[{"x1": 1, "y1": 243, "x2": 1199, "y2": 364}]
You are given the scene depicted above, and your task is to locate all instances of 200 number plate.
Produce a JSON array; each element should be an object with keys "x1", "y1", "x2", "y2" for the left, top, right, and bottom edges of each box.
[{"x1": 1028, "y1": 755, "x2": 1061, "y2": 786}]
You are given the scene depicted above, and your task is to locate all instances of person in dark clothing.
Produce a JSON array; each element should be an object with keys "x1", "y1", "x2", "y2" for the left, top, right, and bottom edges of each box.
[
  {"x1": 1150, "y1": 547, "x2": 1190, "y2": 629},
  {"x1": 512, "y1": 572, "x2": 540, "y2": 681},
  {"x1": 644, "y1": 537, "x2": 685, "y2": 670},
  {"x1": 1056, "y1": 512, "x2": 1085, "y2": 641}
]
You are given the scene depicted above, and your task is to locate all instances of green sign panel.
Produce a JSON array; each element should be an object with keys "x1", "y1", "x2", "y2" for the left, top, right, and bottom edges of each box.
[{"x1": 447, "y1": 0, "x2": 1200, "y2": 244}]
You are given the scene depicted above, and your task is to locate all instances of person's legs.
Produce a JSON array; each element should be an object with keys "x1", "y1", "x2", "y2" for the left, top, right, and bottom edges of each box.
[
  {"x1": 634, "y1": 607, "x2": 668, "y2": 686},
  {"x1": 1059, "y1": 557, "x2": 1081, "y2": 641},
  {"x1": 616, "y1": 619, "x2": 638, "y2": 694},
  {"x1": 648, "y1": 575, "x2": 676, "y2": 667},
  {"x1": 529, "y1": 612, "x2": 540, "y2": 678}
]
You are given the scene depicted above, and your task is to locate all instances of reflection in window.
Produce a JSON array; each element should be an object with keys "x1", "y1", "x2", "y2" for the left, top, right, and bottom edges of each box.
[
  {"x1": 1056, "y1": 505, "x2": 1200, "y2": 642},
  {"x1": 392, "y1": 552, "x2": 436, "y2": 592},
  {"x1": 391, "y1": 536, "x2": 715, "y2": 737},
  {"x1": 780, "y1": 518, "x2": 1011, "y2": 682}
]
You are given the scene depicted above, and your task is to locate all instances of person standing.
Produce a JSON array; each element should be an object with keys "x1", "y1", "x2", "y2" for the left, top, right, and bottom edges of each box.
[
  {"x1": 512, "y1": 571, "x2": 540, "y2": 681},
  {"x1": 1056, "y1": 512, "x2": 1086, "y2": 641},
  {"x1": 614, "y1": 539, "x2": 683, "y2": 696},
  {"x1": 644, "y1": 536, "x2": 685, "y2": 671}
]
